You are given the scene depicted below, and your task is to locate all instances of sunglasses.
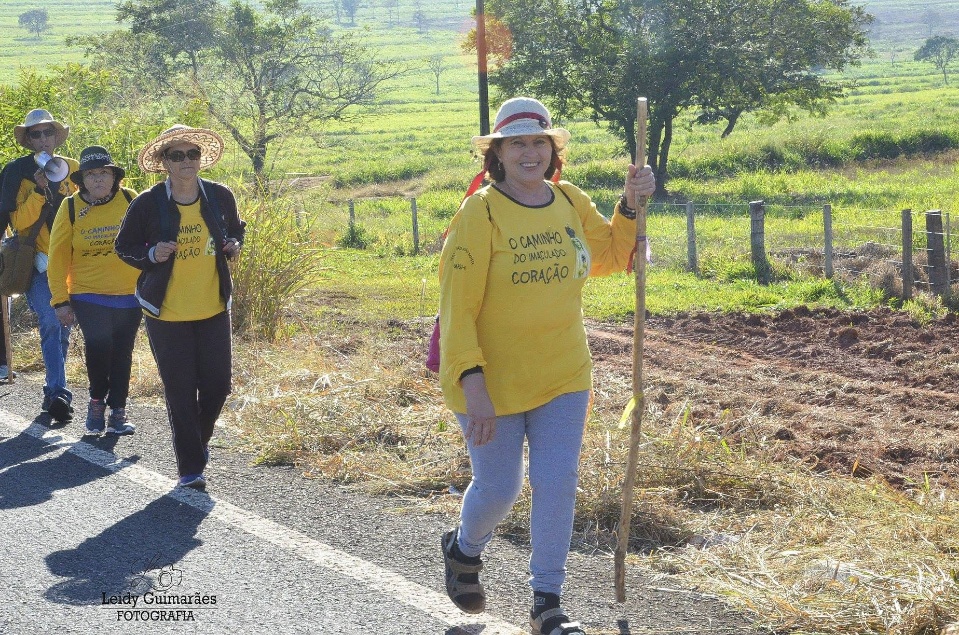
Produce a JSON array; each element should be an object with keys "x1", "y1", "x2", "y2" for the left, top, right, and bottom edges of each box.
[
  {"x1": 28, "y1": 128, "x2": 57, "y2": 140},
  {"x1": 164, "y1": 148, "x2": 202, "y2": 162}
]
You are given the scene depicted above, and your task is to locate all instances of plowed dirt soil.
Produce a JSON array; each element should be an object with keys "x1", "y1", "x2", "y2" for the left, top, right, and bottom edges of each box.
[{"x1": 586, "y1": 306, "x2": 959, "y2": 491}]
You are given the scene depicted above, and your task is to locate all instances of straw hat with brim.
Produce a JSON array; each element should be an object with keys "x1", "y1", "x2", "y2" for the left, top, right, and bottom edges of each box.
[
  {"x1": 138, "y1": 125, "x2": 225, "y2": 173},
  {"x1": 471, "y1": 97, "x2": 570, "y2": 154},
  {"x1": 70, "y1": 146, "x2": 125, "y2": 186},
  {"x1": 14, "y1": 109, "x2": 69, "y2": 149}
]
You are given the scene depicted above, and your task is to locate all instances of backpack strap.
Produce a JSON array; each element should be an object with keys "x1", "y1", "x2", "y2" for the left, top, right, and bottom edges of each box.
[
  {"x1": 552, "y1": 181, "x2": 574, "y2": 206},
  {"x1": 69, "y1": 189, "x2": 133, "y2": 225},
  {"x1": 152, "y1": 183, "x2": 175, "y2": 242}
]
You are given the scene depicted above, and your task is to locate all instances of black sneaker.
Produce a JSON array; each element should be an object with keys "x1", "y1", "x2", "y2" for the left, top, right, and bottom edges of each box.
[
  {"x1": 48, "y1": 395, "x2": 74, "y2": 423},
  {"x1": 41, "y1": 395, "x2": 51, "y2": 413}
]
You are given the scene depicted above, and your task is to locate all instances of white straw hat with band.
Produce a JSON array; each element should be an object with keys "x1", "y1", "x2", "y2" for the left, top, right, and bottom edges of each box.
[
  {"x1": 14, "y1": 109, "x2": 69, "y2": 149},
  {"x1": 137, "y1": 124, "x2": 225, "y2": 173},
  {"x1": 471, "y1": 97, "x2": 570, "y2": 154}
]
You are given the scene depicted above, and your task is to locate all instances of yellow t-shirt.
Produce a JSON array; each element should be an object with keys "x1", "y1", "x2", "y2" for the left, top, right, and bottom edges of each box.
[
  {"x1": 47, "y1": 187, "x2": 140, "y2": 306},
  {"x1": 438, "y1": 181, "x2": 637, "y2": 415},
  {"x1": 10, "y1": 156, "x2": 80, "y2": 255},
  {"x1": 158, "y1": 199, "x2": 225, "y2": 321}
]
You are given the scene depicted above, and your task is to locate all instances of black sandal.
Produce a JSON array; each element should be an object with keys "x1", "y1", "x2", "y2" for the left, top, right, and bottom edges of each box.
[
  {"x1": 441, "y1": 528, "x2": 486, "y2": 614},
  {"x1": 530, "y1": 593, "x2": 586, "y2": 635}
]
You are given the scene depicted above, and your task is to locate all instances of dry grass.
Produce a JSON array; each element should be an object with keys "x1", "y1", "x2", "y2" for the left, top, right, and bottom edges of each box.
[{"x1": 217, "y1": 308, "x2": 959, "y2": 635}]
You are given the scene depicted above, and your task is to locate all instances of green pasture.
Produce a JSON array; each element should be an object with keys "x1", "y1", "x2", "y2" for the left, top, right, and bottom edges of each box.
[{"x1": 3, "y1": 0, "x2": 959, "y2": 319}]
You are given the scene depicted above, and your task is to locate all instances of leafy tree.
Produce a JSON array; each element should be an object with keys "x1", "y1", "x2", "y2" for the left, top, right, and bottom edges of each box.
[
  {"x1": 915, "y1": 35, "x2": 959, "y2": 85},
  {"x1": 75, "y1": 0, "x2": 399, "y2": 187},
  {"x1": 412, "y1": 1, "x2": 428, "y2": 34},
  {"x1": 460, "y1": 14, "x2": 513, "y2": 67},
  {"x1": 342, "y1": 0, "x2": 361, "y2": 26},
  {"x1": 427, "y1": 54, "x2": 445, "y2": 95},
  {"x1": 19, "y1": 8, "x2": 50, "y2": 39},
  {"x1": 478, "y1": 0, "x2": 871, "y2": 187},
  {"x1": 384, "y1": 0, "x2": 398, "y2": 27}
]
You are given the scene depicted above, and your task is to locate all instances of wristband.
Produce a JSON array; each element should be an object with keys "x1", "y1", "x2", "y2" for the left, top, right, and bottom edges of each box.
[
  {"x1": 618, "y1": 193, "x2": 637, "y2": 220},
  {"x1": 460, "y1": 366, "x2": 483, "y2": 380}
]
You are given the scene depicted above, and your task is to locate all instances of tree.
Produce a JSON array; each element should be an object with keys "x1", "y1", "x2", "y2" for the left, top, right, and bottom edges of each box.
[
  {"x1": 915, "y1": 35, "x2": 959, "y2": 85},
  {"x1": 427, "y1": 54, "x2": 445, "y2": 95},
  {"x1": 920, "y1": 10, "x2": 941, "y2": 38},
  {"x1": 460, "y1": 14, "x2": 513, "y2": 67},
  {"x1": 384, "y1": 0, "x2": 398, "y2": 27},
  {"x1": 77, "y1": 0, "x2": 399, "y2": 187},
  {"x1": 477, "y1": 0, "x2": 871, "y2": 187},
  {"x1": 19, "y1": 9, "x2": 50, "y2": 39},
  {"x1": 342, "y1": 0, "x2": 361, "y2": 26},
  {"x1": 412, "y1": 1, "x2": 428, "y2": 34}
]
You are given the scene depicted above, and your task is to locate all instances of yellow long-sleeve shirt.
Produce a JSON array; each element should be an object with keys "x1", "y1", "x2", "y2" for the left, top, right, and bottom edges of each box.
[
  {"x1": 7, "y1": 156, "x2": 79, "y2": 255},
  {"x1": 438, "y1": 180, "x2": 637, "y2": 416},
  {"x1": 48, "y1": 187, "x2": 141, "y2": 307}
]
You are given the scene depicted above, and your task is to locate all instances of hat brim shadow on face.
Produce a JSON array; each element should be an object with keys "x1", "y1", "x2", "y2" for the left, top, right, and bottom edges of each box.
[
  {"x1": 14, "y1": 122, "x2": 69, "y2": 150},
  {"x1": 471, "y1": 126, "x2": 571, "y2": 157},
  {"x1": 70, "y1": 166, "x2": 126, "y2": 187},
  {"x1": 137, "y1": 127, "x2": 225, "y2": 173}
]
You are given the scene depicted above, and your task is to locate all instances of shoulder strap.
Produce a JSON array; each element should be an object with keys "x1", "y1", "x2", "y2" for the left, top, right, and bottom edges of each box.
[
  {"x1": 552, "y1": 181, "x2": 574, "y2": 206},
  {"x1": 199, "y1": 179, "x2": 228, "y2": 241},
  {"x1": 69, "y1": 189, "x2": 132, "y2": 225},
  {"x1": 476, "y1": 191, "x2": 492, "y2": 221},
  {"x1": 22, "y1": 203, "x2": 50, "y2": 245},
  {"x1": 151, "y1": 183, "x2": 174, "y2": 241}
]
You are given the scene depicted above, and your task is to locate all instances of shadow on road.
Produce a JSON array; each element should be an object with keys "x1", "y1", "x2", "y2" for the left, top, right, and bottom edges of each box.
[
  {"x1": 0, "y1": 420, "x2": 134, "y2": 510},
  {"x1": 44, "y1": 493, "x2": 213, "y2": 605}
]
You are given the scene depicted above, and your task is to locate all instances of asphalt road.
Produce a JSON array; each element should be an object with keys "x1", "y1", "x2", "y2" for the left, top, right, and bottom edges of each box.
[{"x1": 0, "y1": 371, "x2": 759, "y2": 635}]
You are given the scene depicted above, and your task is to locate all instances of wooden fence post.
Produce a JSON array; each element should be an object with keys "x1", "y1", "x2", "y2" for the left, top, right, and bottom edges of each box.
[
  {"x1": 947, "y1": 211, "x2": 953, "y2": 297},
  {"x1": 411, "y1": 198, "x2": 420, "y2": 256},
  {"x1": 749, "y1": 200, "x2": 770, "y2": 284},
  {"x1": 348, "y1": 199, "x2": 355, "y2": 230},
  {"x1": 926, "y1": 209, "x2": 949, "y2": 297},
  {"x1": 823, "y1": 204, "x2": 833, "y2": 279},
  {"x1": 686, "y1": 201, "x2": 698, "y2": 274},
  {"x1": 902, "y1": 209, "x2": 913, "y2": 301}
]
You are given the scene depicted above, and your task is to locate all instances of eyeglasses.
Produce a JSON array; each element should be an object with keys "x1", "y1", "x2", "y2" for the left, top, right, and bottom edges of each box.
[
  {"x1": 28, "y1": 128, "x2": 57, "y2": 140},
  {"x1": 164, "y1": 148, "x2": 202, "y2": 162}
]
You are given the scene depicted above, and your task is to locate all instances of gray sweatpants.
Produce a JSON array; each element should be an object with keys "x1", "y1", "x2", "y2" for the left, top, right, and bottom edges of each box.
[{"x1": 455, "y1": 390, "x2": 589, "y2": 595}]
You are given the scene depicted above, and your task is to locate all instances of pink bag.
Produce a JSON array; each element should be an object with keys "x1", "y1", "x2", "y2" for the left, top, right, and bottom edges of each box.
[{"x1": 425, "y1": 317, "x2": 440, "y2": 372}]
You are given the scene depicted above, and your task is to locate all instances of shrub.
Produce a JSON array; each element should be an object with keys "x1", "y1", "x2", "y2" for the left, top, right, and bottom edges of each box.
[{"x1": 230, "y1": 187, "x2": 328, "y2": 341}]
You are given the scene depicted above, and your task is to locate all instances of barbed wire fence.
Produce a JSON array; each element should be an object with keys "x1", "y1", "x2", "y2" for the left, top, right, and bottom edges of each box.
[{"x1": 296, "y1": 188, "x2": 957, "y2": 304}]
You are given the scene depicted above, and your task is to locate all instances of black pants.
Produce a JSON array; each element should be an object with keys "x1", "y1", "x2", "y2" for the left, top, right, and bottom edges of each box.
[
  {"x1": 145, "y1": 311, "x2": 232, "y2": 478},
  {"x1": 72, "y1": 300, "x2": 142, "y2": 408}
]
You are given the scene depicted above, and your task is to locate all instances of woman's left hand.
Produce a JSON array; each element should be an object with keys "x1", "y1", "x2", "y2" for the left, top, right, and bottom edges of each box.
[
  {"x1": 461, "y1": 373, "x2": 496, "y2": 447},
  {"x1": 624, "y1": 164, "x2": 656, "y2": 209},
  {"x1": 55, "y1": 306, "x2": 75, "y2": 327},
  {"x1": 222, "y1": 238, "x2": 241, "y2": 259}
]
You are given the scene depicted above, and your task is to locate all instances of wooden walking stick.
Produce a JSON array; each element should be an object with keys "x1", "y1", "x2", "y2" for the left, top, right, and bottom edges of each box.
[{"x1": 614, "y1": 96, "x2": 649, "y2": 603}]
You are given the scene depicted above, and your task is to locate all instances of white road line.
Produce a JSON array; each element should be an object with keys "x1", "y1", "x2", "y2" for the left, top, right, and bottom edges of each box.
[{"x1": 1, "y1": 411, "x2": 524, "y2": 635}]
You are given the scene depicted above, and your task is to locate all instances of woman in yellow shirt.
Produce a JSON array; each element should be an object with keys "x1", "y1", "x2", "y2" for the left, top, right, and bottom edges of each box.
[
  {"x1": 48, "y1": 146, "x2": 140, "y2": 436},
  {"x1": 438, "y1": 97, "x2": 655, "y2": 635}
]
